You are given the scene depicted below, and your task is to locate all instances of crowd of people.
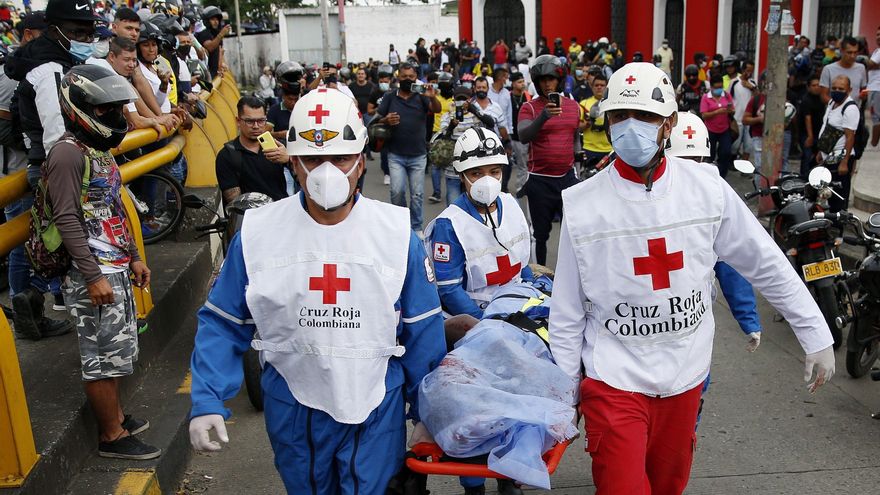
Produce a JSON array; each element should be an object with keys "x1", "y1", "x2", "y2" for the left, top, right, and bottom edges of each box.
[{"x1": 0, "y1": 1, "x2": 872, "y2": 494}]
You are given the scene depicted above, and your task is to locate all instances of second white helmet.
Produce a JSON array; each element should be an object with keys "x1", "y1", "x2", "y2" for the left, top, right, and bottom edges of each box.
[
  {"x1": 599, "y1": 62, "x2": 677, "y2": 118},
  {"x1": 667, "y1": 112, "x2": 710, "y2": 159},
  {"x1": 452, "y1": 127, "x2": 507, "y2": 173},
  {"x1": 287, "y1": 88, "x2": 367, "y2": 156}
]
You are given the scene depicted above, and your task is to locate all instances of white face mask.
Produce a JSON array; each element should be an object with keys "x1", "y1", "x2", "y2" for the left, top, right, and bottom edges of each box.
[
  {"x1": 298, "y1": 158, "x2": 360, "y2": 210},
  {"x1": 464, "y1": 174, "x2": 502, "y2": 206}
]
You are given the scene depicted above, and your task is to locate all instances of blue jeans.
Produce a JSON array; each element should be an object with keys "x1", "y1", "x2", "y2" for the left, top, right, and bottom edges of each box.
[
  {"x1": 708, "y1": 129, "x2": 732, "y2": 178},
  {"x1": 380, "y1": 148, "x2": 389, "y2": 176},
  {"x1": 445, "y1": 176, "x2": 461, "y2": 206},
  {"x1": 431, "y1": 166, "x2": 442, "y2": 196},
  {"x1": 388, "y1": 152, "x2": 427, "y2": 231},
  {"x1": 4, "y1": 195, "x2": 59, "y2": 298}
]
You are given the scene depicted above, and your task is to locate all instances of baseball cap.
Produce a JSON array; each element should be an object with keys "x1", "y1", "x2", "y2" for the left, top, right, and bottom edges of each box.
[
  {"x1": 46, "y1": 0, "x2": 101, "y2": 23},
  {"x1": 20, "y1": 11, "x2": 47, "y2": 31}
]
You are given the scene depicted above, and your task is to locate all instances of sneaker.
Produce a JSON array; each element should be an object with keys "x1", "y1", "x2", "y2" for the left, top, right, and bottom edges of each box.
[
  {"x1": 52, "y1": 293, "x2": 66, "y2": 311},
  {"x1": 98, "y1": 434, "x2": 162, "y2": 460},
  {"x1": 497, "y1": 479, "x2": 523, "y2": 495},
  {"x1": 428, "y1": 193, "x2": 442, "y2": 204},
  {"x1": 11, "y1": 289, "x2": 42, "y2": 341},
  {"x1": 463, "y1": 485, "x2": 485, "y2": 495},
  {"x1": 122, "y1": 415, "x2": 150, "y2": 436},
  {"x1": 38, "y1": 317, "x2": 73, "y2": 338},
  {"x1": 383, "y1": 174, "x2": 391, "y2": 185}
]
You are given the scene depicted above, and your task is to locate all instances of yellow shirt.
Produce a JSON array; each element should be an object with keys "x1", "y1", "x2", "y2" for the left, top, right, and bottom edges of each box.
[
  {"x1": 580, "y1": 96, "x2": 611, "y2": 153},
  {"x1": 433, "y1": 94, "x2": 453, "y2": 133},
  {"x1": 159, "y1": 56, "x2": 178, "y2": 106}
]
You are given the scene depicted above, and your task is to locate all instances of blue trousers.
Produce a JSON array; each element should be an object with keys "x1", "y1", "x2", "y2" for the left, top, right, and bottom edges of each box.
[{"x1": 263, "y1": 366, "x2": 406, "y2": 495}]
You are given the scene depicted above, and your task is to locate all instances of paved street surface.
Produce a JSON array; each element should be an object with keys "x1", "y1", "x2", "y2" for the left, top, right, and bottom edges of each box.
[{"x1": 181, "y1": 157, "x2": 880, "y2": 494}]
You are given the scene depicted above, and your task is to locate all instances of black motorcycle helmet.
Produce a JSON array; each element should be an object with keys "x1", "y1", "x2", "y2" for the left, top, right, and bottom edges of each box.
[
  {"x1": 437, "y1": 71, "x2": 454, "y2": 97},
  {"x1": 201, "y1": 6, "x2": 222, "y2": 24},
  {"x1": 59, "y1": 64, "x2": 138, "y2": 151},
  {"x1": 276, "y1": 60, "x2": 304, "y2": 94},
  {"x1": 529, "y1": 54, "x2": 566, "y2": 96},
  {"x1": 684, "y1": 64, "x2": 699, "y2": 78},
  {"x1": 722, "y1": 55, "x2": 739, "y2": 71},
  {"x1": 377, "y1": 63, "x2": 394, "y2": 79}
]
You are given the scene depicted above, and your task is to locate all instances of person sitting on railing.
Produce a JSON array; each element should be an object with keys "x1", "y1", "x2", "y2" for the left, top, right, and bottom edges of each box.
[{"x1": 43, "y1": 63, "x2": 160, "y2": 460}]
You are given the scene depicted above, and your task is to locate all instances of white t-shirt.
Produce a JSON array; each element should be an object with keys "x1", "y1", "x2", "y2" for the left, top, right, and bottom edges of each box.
[
  {"x1": 868, "y1": 48, "x2": 880, "y2": 91},
  {"x1": 655, "y1": 46, "x2": 673, "y2": 74},
  {"x1": 819, "y1": 97, "x2": 861, "y2": 154},
  {"x1": 139, "y1": 61, "x2": 170, "y2": 113},
  {"x1": 730, "y1": 77, "x2": 755, "y2": 123},
  {"x1": 86, "y1": 57, "x2": 137, "y2": 113}
]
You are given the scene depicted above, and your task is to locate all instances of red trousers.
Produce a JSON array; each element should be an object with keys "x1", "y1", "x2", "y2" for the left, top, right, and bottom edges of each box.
[{"x1": 579, "y1": 377, "x2": 703, "y2": 495}]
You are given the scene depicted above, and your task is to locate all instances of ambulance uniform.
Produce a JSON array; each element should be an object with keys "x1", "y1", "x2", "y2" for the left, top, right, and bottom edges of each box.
[
  {"x1": 550, "y1": 157, "x2": 833, "y2": 494},
  {"x1": 426, "y1": 192, "x2": 531, "y2": 318},
  {"x1": 190, "y1": 193, "x2": 446, "y2": 494}
]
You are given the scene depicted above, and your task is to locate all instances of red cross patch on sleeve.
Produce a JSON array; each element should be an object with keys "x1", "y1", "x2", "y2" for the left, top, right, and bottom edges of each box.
[{"x1": 433, "y1": 242, "x2": 450, "y2": 263}]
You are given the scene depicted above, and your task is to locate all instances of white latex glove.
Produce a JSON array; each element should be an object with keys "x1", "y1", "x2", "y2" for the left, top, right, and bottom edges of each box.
[
  {"x1": 407, "y1": 422, "x2": 434, "y2": 447},
  {"x1": 804, "y1": 345, "x2": 835, "y2": 394},
  {"x1": 189, "y1": 414, "x2": 229, "y2": 452},
  {"x1": 745, "y1": 331, "x2": 761, "y2": 352}
]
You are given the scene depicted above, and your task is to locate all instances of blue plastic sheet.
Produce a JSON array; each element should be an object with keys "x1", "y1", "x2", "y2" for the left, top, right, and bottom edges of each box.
[{"x1": 418, "y1": 319, "x2": 578, "y2": 489}]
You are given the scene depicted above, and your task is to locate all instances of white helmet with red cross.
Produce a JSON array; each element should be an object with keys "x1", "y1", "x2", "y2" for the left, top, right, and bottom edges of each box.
[
  {"x1": 287, "y1": 87, "x2": 367, "y2": 156},
  {"x1": 667, "y1": 111, "x2": 710, "y2": 159},
  {"x1": 598, "y1": 62, "x2": 677, "y2": 117}
]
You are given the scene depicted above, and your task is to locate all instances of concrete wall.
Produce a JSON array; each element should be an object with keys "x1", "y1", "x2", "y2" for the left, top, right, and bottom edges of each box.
[
  {"x1": 223, "y1": 31, "x2": 284, "y2": 88},
  {"x1": 280, "y1": 5, "x2": 458, "y2": 66}
]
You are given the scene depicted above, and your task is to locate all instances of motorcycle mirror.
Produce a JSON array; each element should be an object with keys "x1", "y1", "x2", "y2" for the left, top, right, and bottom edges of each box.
[
  {"x1": 808, "y1": 167, "x2": 833, "y2": 188},
  {"x1": 733, "y1": 159, "x2": 755, "y2": 174},
  {"x1": 869, "y1": 212, "x2": 880, "y2": 229},
  {"x1": 183, "y1": 194, "x2": 207, "y2": 209}
]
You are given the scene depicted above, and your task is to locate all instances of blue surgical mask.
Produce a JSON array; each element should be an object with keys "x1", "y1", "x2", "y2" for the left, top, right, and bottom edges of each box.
[
  {"x1": 830, "y1": 90, "x2": 846, "y2": 103},
  {"x1": 69, "y1": 40, "x2": 94, "y2": 62},
  {"x1": 610, "y1": 118, "x2": 663, "y2": 169},
  {"x1": 379, "y1": 82, "x2": 390, "y2": 91},
  {"x1": 575, "y1": 69, "x2": 584, "y2": 77},
  {"x1": 712, "y1": 88, "x2": 724, "y2": 97}
]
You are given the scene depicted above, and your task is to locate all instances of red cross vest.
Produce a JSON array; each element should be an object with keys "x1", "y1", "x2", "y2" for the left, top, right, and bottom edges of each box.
[
  {"x1": 240, "y1": 196, "x2": 411, "y2": 424},
  {"x1": 561, "y1": 158, "x2": 724, "y2": 396},
  {"x1": 428, "y1": 193, "x2": 531, "y2": 307}
]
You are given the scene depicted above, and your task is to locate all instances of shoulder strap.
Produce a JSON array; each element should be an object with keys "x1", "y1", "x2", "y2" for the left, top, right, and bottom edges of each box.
[{"x1": 224, "y1": 141, "x2": 243, "y2": 173}]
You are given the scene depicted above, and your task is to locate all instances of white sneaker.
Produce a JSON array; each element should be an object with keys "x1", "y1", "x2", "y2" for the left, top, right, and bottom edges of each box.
[{"x1": 383, "y1": 175, "x2": 391, "y2": 185}]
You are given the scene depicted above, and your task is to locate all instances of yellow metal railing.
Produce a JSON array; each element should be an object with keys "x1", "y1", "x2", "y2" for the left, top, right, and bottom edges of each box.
[{"x1": 0, "y1": 72, "x2": 239, "y2": 487}]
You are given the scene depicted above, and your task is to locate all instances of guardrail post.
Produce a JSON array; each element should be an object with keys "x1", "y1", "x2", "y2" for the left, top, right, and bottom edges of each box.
[
  {"x1": 182, "y1": 121, "x2": 220, "y2": 188},
  {"x1": 0, "y1": 312, "x2": 39, "y2": 488},
  {"x1": 206, "y1": 95, "x2": 237, "y2": 141},
  {"x1": 120, "y1": 187, "x2": 154, "y2": 319}
]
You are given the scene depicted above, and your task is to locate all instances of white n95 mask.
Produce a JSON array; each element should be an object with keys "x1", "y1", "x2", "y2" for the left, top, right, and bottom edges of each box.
[
  {"x1": 465, "y1": 175, "x2": 502, "y2": 206},
  {"x1": 299, "y1": 158, "x2": 359, "y2": 210}
]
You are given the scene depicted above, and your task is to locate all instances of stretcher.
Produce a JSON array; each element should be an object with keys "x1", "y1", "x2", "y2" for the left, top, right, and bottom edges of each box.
[{"x1": 406, "y1": 439, "x2": 572, "y2": 479}]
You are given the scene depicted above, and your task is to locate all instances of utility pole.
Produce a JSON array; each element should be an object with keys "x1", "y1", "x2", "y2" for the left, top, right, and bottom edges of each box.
[
  {"x1": 338, "y1": 0, "x2": 347, "y2": 65},
  {"x1": 760, "y1": 0, "x2": 792, "y2": 213},
  {"x1": 234, "y1": 0, "x2": 244, "y2": 82},
  {"x1": 320, "y1": 0, "x2": 331, "y2": 63}
]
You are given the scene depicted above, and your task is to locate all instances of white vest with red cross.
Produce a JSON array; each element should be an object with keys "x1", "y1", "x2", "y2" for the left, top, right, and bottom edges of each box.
[
  {"x1": 435, "y1": 193, "x2": 531, "y2": 307},
  {"x1": 561, "y1": 157, "x2": 724, "y2": 397},
  {"x1": 240, "y1": 195, "x2": 411, "y2": 424}
]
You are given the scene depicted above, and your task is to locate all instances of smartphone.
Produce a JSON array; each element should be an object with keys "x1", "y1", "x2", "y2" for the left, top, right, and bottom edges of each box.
[
  {"x1": 257, "y1": 131, "x2": 277, "y2": 151},
  {"x1": 548, "y1": 92, "x2": 561, "y2": 107}
]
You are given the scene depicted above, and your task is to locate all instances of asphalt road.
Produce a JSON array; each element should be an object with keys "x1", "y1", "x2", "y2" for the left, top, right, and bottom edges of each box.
[{"x1": 180, "y1": 157, "x2": 880, "y2": 494}]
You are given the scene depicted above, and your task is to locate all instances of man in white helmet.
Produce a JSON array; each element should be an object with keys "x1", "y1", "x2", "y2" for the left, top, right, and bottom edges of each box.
[
  {"x1": 425, "y1": 127, "x2": 532, "y2": 495},
  {"x1": 549, "y1": 63, "x2": 835, "y2": 494},
  {"x1": 188, "y1": 87, "x2": 446, "y2": 493}
]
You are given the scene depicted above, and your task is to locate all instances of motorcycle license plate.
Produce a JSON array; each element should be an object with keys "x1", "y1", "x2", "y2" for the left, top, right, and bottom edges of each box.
[{"x1": 802, "y1": 258, "x2": 843, "y2": 282}]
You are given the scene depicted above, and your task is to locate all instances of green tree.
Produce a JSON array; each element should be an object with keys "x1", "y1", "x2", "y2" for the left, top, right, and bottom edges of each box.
[{"x1": 207, "y1": 0, "x2": 305, "y2": 28}]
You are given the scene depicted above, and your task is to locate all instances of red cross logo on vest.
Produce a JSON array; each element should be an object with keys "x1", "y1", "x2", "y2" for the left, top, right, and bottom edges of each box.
[
  {"x1": 308, "y1": 104, "x2": 330, "y2": 124},
  {"x1": 625, "y1": 75, "x2": 637, "y2": 84},
  {"x1": 309, "y1": 264, "x2": 351, "y2": 304},
  {"x1": 485, "y1": 254, "x2": 522, "y2": 286},
  {"x1": 683, "y1": 126, "x2": 696, "y2": 139},
  {"x1": 632, "y1": 238, "x2": 684, "y2": 291}
]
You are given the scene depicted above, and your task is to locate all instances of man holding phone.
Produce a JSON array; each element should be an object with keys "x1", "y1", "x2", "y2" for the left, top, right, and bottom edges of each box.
[
  {"x1": 215, "y1": 96, "x2": 290, "y2": 206},
  {"x1": 517, "y1": 55, "x2": 585, "y2": 265}
]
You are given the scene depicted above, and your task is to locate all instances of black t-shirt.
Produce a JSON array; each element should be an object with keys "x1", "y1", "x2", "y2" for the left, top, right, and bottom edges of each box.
[
  {"x1": 572, "y1": 82, "x2": 592, "y2": 103},
  {"x1": 416, "y1": 46, "x2": 430, "y2": 64},
  {"x1": 799, "y1": 93, "x2": 826, "y2": 142},
  {"x1": 267, "y1": 102, "x2": 293, "y2": 133},
  {"x1": 510, "y1": 92, "x2": 528, "y2": 141},
  {"x1": 376, "y1": 91, "x2": 431, "y2": 156},
  {"x1": 196, "y1": 29, "x2": 222, "y2": 78},
  {"x1": 349, "y1": 81, "x2": 375, "y2": 113},
  {"x1": 215, "y1": 138, "x2": 288, "y2": 201}
]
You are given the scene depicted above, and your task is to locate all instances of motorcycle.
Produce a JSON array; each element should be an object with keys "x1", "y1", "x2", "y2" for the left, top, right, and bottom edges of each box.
[
  {"x1": 814, "y1": 210, "x2": 880, "y2": 378},
  {"x1": 735, "y1": 161, "x2": 847, "y2": 348},
  {"x1": 185, "y1": 192, "x2": 274, "y2": 411}
]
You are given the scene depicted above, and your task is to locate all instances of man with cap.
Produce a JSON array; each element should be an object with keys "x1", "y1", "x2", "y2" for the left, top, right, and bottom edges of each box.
[
  {"x1": 4, "y1": 0, "x2": 102, "y2": 341},
  {"x1": 188, "y1": 87, "x2": 446, "y2": 494},
  {"x1": 550, "y1": 62, "x2": 835, "y2": 494}
]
